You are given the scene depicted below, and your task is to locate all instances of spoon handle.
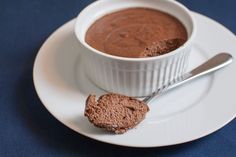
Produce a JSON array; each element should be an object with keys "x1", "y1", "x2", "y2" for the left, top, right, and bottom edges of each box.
[{"x1": 143, "y1": 53, "x2": 233, "y2": 104}]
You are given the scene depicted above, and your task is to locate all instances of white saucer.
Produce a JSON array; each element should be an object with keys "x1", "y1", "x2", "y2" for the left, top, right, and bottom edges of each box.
[{"x1": 33, "y1": 12, "x2": 236, "y2": 147}]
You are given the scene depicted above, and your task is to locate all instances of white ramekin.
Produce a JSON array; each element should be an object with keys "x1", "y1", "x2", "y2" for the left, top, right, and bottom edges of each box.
[{"x1": 75, "y1": 0, "x2": 196, "y2": 97}]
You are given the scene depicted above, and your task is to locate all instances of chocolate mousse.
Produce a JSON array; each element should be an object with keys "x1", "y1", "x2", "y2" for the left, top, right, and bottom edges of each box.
[
  {"x1": 85, "y1": 8, "x2": 188, "y2": 58},
  {"x1": 140, "y1": 38, "x2": 186, "y2": 57},
  {"x1": 84, "y1": 94, "x2": 149, "y2": 134}
]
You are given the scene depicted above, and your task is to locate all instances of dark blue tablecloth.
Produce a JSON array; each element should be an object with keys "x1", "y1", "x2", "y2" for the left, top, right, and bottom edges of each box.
[{"x1": 0, "y1": 0, "x2": 235, "y2": 156}]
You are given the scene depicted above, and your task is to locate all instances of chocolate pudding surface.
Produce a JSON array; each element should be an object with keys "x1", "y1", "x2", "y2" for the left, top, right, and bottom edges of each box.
[{"x1": 85, "y1": 8, "x2": 188, "y2": 58}]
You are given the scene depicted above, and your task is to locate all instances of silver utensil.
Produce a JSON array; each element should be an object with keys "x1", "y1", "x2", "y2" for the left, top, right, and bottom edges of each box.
[{"x1": 143, "y1": 53, "x2": 233, "y2": 104}]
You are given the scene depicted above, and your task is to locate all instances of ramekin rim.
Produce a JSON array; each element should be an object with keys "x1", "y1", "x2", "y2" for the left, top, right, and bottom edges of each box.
[{"x1": 74, "y1": 0, "x2": 196, "y2": 62}]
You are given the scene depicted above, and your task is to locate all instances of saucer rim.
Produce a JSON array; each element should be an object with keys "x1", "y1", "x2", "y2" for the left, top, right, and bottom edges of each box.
[{"x1": 33, "y1": 11, "x2": 236, "y2": 148}]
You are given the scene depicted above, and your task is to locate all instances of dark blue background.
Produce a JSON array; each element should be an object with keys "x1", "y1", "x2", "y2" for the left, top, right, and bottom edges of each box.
[{"x1": 0, "y1": 0, "x2": 235, "y2": 156}]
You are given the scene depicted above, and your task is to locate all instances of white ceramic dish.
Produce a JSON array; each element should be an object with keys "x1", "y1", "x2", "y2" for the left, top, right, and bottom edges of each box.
[
  {"x1": 74, "y1": 0, "x2": 196, "y2": 97},
  {"x1": 33, "y1": 12, "x2": 236, "y2": 147}
]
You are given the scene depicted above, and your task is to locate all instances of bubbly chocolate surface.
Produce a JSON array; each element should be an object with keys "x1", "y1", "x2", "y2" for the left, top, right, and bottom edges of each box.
[
  {"x1": 84, "y1": 94, "x2": 149, "y2": 134},
  {"x1": 85, "y1": 8, "x2": 188, "y2": 58}
]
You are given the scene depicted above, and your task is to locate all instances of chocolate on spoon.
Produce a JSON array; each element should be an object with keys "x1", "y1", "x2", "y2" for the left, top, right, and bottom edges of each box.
[{"x1": 85, "y1": 94, "x2": 149, "y2": 134}]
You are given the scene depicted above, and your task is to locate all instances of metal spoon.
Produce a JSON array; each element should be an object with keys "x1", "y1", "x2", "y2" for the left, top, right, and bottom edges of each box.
[
  {"x1": 143, "y1": 53, "x2": 233, "y2": 104},
  {"x1": 84, "y1": 53, "x2": 232, "y2": 134}
]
